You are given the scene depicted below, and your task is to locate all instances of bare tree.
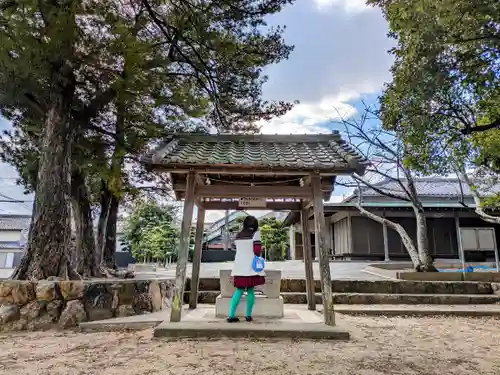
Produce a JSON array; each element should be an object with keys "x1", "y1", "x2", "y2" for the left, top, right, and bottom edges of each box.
[
  {"x1": 455, "y1": 167, "x2": 500, "y2": 225},
  {"x1": 334, "y1": 105, "x2": 437, "y2": 271}
]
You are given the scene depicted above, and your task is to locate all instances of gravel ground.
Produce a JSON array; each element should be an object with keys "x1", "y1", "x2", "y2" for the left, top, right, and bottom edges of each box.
[{"x1": 1, "y1": 315, "x2": 499, "y2": 375}]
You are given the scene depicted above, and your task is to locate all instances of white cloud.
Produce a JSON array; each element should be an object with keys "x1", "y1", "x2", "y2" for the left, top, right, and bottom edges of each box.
[
  {"x1": 258, "y1": 90, "x2": 365, "y2": 134},
  {"x1": 314, "y1": 0, "x2": 371, "y2": 14}
]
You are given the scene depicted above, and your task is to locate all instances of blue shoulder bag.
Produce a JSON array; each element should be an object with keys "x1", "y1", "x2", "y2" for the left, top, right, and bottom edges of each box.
[{"x1": 252, "y1": 256, "x2": 265, "y2": 273}]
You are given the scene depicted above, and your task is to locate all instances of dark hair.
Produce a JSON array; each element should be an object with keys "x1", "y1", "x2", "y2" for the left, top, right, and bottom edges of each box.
[
  {"x1": 236, "y1": 215, "x2": 259, "y2": 239},
  {"x1": 243, "y1": 215, "x2": 259, "y2": 231}
]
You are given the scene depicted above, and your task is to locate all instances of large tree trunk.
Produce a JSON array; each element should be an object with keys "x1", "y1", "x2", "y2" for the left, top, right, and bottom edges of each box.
[
  {"x1": 71, "y1": 168, "x2": 100, "y2": 278},
  {"x1": 96, "y1": 180, "x2": 111, "y2": 265},
  {"x1": 95, "y1": 103, "x2": 133, "y2": 279},
  {"x1": 12, "y1": 95, "x2": 79, "y2": 281},
  {"x1": 414, "y1": 208, "x2": 437, "y2": 272},
  {"x1": 102, "y1": 192, "x2": 119, "y2": 269}
]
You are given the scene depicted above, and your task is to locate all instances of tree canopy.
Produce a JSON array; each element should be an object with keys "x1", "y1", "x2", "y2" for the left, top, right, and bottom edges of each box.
[
  {"x1": 0, "y1": 0, "x2": 297, "y2": 280},
  {"x1": 121, "y1": 200, "x2": 179, "y2": 263},
  {"x1": 368, "y1": 0, "x2": 500, "y2": 223},
  {"x1": 259, "y1": 217, "x2": 288, "y2": 261},
  {"x1": 369, "y1": 0, "x2": 500, "y2": 174}
]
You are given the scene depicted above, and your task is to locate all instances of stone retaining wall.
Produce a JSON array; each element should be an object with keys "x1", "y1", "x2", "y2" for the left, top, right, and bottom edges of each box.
[{"x1": 0, "y1": 279, "x2": 173, "y2": 332}]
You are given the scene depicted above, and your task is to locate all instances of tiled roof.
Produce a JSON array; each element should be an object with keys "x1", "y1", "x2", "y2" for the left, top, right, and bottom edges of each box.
[
  {"x1": 144, "y1": 133, "x2": 367, "y2": 173},
  {"x1": 0, "y1": 215, "x2": 31, "y2": 230},
  {"x1": 350, "y1": 178, "x2": 500, "y2": 199}
]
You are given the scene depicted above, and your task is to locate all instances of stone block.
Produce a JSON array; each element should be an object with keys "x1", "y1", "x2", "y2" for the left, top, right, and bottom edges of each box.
[
  {"x1": 0, "y1": 304, "x2": 20, "y2": 325},
  {"x1": 132, "y1": 293, "x2": 153, "y2": 314},
  {"x1": 135, "y1": 280, "x2": 151, "y2": 294},
  {"x1": 60, "y1": 281, "x2": 85, "y2": 300},
  {"x1": 0, "y1": 282, "x2": 13, "y2": 304},
  {"x1": 59, "y1": 300, "x2": 86, "y2": 328},
  {"x1": 83, "y1": 283, "x2": 113, "y2": 321},
  {"x1": 215, "y1": 294, "x2": 284, "y2": 318},
  {"x1": 149, "y1": 281, "x2": 163, "y2": 312},
  {"x1": 219, "y1": 269, "x2": 282, "y2": 298},
  {"x1": 36, "y1": 281, "x2": 57, "y2": 302},
  {"x1": 10, "y1": 281, "x2": 35, "y2": 306},
  {"x1": 46, "y1": 300, "x2": 63, "y2": 320},
  {"x1": 20, "y1": 301, "x2": 43, "y2": 321},
  {"x1": 117, "y1": 282, "x2": 136, "y2": 305}
]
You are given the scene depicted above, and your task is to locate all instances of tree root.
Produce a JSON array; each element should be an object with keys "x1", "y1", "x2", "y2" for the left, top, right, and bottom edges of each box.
[
  {"x1": 99, "y1": 264, "x2": 135, "y2": 279},
  {"x1": 414, "y1": 264, "x2": 439, "y2": 272}
]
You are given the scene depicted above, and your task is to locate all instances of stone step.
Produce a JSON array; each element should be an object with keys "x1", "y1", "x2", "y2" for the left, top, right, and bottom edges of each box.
[
  {"x1": 184, "y1": 291, "x2": 500, "y2": 305},
  {"x1": 188, "y1": 278, "x2": 494, "y2": 295},
  {"x1": 332, "y1": 304, "x2": 500, "y2": 317}
]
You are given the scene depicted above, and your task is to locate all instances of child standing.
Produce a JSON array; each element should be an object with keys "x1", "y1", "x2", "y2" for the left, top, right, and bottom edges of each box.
[{"x1": 227, "y1": 215, "x2": 265, "y2": 323}]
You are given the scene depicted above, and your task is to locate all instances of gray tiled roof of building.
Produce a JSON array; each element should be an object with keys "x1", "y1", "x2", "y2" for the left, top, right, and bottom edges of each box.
[
  {"x1": 144, "y1": 133, "x2": 368, "y2": 173},
  {"x1": 350, "y1": 177, "x2": 500, "y2": 199}
]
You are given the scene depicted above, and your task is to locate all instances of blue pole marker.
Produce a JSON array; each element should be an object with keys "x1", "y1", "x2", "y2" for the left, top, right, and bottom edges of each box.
[{"x1": 252, "y1": 256, "x2": 265, "y2": 273}]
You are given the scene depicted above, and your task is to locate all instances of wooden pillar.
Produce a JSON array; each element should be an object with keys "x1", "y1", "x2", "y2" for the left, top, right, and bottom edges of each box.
[
  {"x1": 170, "y1": 172, "x2": 196, "y2": 322},
  {"x1": 347, "y1": 212, "x2": 353, "y2": 256},
  {"x1": 311, "y1": 174, "x2": 335, "y2": 326},
  {"x1": 189, "y1": 206, "x2": 205, "y2": 309},
  {"x1": 301, "y1": 208, "x2": 316, "y2": 310},
  {"x1": 382, "y1": 213, "x2": 389, "y2": 261},
  {"x1": 454, "y1": 213, "x2": 465, "y2": 270}
]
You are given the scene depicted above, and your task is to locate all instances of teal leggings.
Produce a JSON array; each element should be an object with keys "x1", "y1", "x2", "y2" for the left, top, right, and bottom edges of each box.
[{"x1": 229, "y1": 287, "x2": 255, "y2": 318}]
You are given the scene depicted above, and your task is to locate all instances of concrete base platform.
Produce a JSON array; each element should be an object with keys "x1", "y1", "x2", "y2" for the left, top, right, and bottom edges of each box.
[
  {"x1": 215, "y1": 294, "x2": 284, "y2": 318},
  {"x1": 80, "y1": 304, "x2": 348, "y2": 340},
  {"x1": 154, "y1": 305, "x2": 348, "y2": 340},
  {"x1": 153, "y1": 321, "x2": 349, "y2": 340}
]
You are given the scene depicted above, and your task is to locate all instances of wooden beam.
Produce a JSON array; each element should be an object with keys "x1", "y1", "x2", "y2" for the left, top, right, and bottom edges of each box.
[
  {"x1": 311, "y1": 173, "x2": 335, "y2": 326},
  {"x1": 189, "y1": 206, "x2": 205, "y2": 309},
  {"x1": 195, "y1": 185, "x2": 312, "y2": 198},
  {"x1": 301, "y1": 208, "x2": 316, "y2": 311},
  {"x1": 170, "y1": 171, "x2": 196, "y2": 322},
  {"x1": 200, "y1": 200, "x2": 302, "y2": 211}
]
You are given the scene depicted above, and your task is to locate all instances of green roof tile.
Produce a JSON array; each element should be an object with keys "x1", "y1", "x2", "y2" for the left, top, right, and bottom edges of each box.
[{"x1": 145, "y1": 133, "x2": 367, "y2": 173}]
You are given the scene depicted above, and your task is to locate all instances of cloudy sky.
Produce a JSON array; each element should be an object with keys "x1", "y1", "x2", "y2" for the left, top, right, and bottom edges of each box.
[{"x1": 0, "y1": 0, "x2": 394, "y2": 223}]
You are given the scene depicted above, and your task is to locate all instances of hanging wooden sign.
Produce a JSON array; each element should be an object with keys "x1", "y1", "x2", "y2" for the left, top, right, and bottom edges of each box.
[{"x1": 238, "y1": 197, "x2": 267, "y2": 208}]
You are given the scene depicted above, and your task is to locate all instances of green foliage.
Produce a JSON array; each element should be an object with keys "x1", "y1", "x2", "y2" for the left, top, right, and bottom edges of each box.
[
  {"x1": 259, "y1": 217, "x2": 288, "y2": 261},
  {"x1": 0, "y1": 0, "x2": 297, "y2": 198},
  {"x1": 137, "y1": 222, "x2": 179, "y2": 263},
  {"x1": 121, "y1": 200, "x2": 179, "y2": 263},
  {"x1": 369, "y1": 0, "x2": 500, "y2": 175}
]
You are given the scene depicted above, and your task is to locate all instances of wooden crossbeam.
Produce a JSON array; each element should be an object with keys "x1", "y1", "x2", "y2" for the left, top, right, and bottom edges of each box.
[
  {"x1": 195, "y1": 185, "x2": 312, "y2": 198},
  {"x1": 199, "y1": 200, "x2": 303, "y2": 211}
]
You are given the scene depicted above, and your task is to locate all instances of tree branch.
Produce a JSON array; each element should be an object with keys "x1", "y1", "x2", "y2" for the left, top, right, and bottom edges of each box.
[
  {"x1": 457, "y1": 169, "x2": 500, "y2": 225},
  {"x1": 461, "y1": 118, "x2": 500, "y2": 135},
  {"x1": 353, "y1": 180, "x2": 422, "y2": 268}
]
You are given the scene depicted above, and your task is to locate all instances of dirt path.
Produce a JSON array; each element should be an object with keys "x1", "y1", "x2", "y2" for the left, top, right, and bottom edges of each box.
[{"x1": 1, "y1": 315, "x2": 499, "y2": 375}]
